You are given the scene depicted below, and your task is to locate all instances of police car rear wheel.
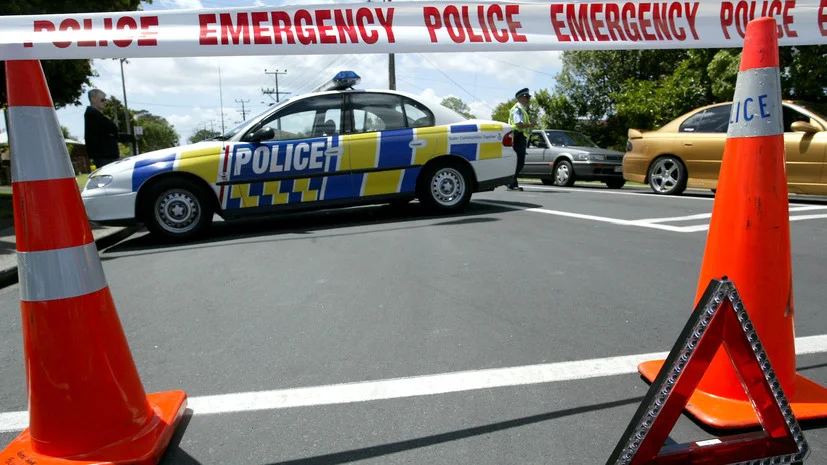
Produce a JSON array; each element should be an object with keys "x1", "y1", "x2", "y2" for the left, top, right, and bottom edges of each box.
[
  {"x1": 144, "y1": 178, "x2": 213, "y2": 239},
  {"x1": 419, "y1": 162, "x2": 472, "y2": 212}
]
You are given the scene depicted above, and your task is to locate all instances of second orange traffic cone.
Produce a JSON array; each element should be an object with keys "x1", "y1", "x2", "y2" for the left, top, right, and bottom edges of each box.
[
  {"x1": 0, "y1": 60, "x2": 187, "y2": 464},
  {"x1": 638, "y1": 17, "x2": 827, "y2": 429}
]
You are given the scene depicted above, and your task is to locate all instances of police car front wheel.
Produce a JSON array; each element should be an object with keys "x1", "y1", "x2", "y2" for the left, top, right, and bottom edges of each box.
[
  {"x1": 142, "y1": 178, "x2": 214, "y2": 240},
  {"x1": 418, "y1": 162, "x2": 472, "y2": 212}
]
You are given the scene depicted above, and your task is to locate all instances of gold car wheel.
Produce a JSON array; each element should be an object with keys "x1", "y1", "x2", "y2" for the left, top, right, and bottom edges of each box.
[{"x1": 649, "y1": 157, "x2": 686, "y2": 195}]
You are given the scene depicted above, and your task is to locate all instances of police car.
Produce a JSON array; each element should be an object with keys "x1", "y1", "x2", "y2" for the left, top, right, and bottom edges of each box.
[{"x1": 81, "y1": 71, "x2": 517, "y2": 240}]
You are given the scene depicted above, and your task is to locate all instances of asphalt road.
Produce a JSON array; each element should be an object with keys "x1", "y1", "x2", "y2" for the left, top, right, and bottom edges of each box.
[{"x1": 1, "y1": 183, "x2": 826, "y2": 464}]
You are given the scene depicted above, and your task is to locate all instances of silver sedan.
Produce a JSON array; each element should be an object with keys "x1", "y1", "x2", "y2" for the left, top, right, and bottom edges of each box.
[{"x1": 520, "y1": 129, "x2": 626, "y2": 188}]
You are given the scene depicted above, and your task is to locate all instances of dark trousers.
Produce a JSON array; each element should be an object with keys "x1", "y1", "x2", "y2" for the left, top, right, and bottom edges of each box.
[
  {"x1": 92, "y1": 157, "x2": 118, "y2": 169},
  {"x1": 511, "y1": 132, "x2": 527, "y2": 186}
]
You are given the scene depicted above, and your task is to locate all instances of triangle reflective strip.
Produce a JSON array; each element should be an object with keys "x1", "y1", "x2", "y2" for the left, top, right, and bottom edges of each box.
[{"x1": 606, "y1": 278, "x2": 809, "y2": 465}]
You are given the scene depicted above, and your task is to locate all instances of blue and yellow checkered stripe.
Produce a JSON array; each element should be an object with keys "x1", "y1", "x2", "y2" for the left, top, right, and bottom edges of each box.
[{"x1": 225, "y1": 177, "x2": 326, "y2": 209}]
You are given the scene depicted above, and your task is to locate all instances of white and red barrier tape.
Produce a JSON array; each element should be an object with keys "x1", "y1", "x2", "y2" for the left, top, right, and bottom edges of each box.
[{"x1": 0, "y1": 1, "x2": 825, "y2": 60}]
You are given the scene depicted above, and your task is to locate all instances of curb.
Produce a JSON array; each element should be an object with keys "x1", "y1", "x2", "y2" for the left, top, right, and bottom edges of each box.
[{"x1": 0, "y1": 225, "x2": 142, "y2": 290}]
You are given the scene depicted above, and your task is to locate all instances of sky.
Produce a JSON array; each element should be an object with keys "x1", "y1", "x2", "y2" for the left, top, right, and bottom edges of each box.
[{"x1": 0, "y1": 0, "x2": 564, "y2": 147}]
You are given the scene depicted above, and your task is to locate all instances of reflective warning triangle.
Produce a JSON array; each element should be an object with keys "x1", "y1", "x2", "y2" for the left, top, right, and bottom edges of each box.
[{"x1": 606, "y1": 278, "x2": 809, "y2": 465}]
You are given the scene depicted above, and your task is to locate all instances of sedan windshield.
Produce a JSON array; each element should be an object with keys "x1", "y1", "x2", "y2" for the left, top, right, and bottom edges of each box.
[{"x1": 545, "y1": 130, "x2": 599, "y2": 147}]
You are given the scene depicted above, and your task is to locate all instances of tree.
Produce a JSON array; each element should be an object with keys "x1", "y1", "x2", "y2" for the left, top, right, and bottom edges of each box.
[
  {"x1": 189, "y1": 128, "x2": 222, "y2": 144},
  {"x1": 779, "y1": 45, "x2": 827, "y2": 103},
  {"x1": 440, "y1": 97, "x2": 476, "y2": 119},
  {"x1": 552, "y1": 46, "x2": 827, "y2": 150},
  {"x1": 533, "y1": 89, "x2": 577, "y2": 131},
  {"x1": 98, "y1": 96, "x2": 178, "y2": 153},
  {"x1": 134, "y1": 111, "x2": 179, "y2": 152},
  {"x1": 0, "y1": 0, "x2": 150, "y2": 108}
]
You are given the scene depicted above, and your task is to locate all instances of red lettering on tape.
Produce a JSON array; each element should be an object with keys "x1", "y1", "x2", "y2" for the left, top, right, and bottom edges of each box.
[
  {"x1": 820, "y1": 0, "x2": 827, "y2": 36},
  {"x1": 199, "y1": 14, "x2": 218, "y2": 45}
]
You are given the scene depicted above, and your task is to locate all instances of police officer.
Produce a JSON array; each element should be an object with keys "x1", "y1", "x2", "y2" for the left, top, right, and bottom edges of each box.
[{"x1": 507, "y1": 88, "x2": 537, "y2": 191}]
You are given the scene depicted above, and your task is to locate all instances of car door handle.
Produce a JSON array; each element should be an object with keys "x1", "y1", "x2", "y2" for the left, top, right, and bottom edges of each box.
[
  {"x1": 324, "y1": 147, "x2": 343, "y2": 157},
  {"x1": 684, "y1": 142, "x2": 693, "y2": 146},
  {"x1": 409, "y1": 139, "x2": 427, "y2": 149}
]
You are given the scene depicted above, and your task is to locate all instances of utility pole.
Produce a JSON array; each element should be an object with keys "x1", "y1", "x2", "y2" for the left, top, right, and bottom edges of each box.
[
  {"x1": 263, "y1": 69, "x2": 290, "y2": 102},
  {"x1": 119, "y1": 58, "x2": 137, "y2": 156},
  {"x1": 235, "y1": 99, "x2": 250, "y2": 121},
  {"x1": 387, "y1": 0, "x2": 396, "y2": 90},
  {"x1": 218, "y1": 59, "x2": 226, "y2": 134}
]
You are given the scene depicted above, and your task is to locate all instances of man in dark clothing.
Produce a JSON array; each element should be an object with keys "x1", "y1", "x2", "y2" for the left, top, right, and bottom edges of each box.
[{"x1": 84, "y1": 89, "x2": 123, "y2": 168}]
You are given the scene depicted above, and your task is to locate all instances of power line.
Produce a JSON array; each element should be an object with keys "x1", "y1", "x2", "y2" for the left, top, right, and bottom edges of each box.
[
  {"x1": 471, "y1": 52, "x2": 559, "y2": 78},
  {"x1": 416, "y1": 54, "x2": 494, "y2": 112}
]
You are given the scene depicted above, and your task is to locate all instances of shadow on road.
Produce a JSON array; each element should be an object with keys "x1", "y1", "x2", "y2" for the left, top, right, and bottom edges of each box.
[
  {"x1": 101, "y1": 200, "x2": 541, "y2": 259},
  {"x1": 263, "y1": 397, "x2": 653, "y2": 465}
]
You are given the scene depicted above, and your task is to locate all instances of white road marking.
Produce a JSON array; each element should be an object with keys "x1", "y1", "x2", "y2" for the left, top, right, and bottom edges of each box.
[
  {"x1": 479, "y1": 197, "x2": 827, "y2": 233},
  {"x1": 519, "y1": 185, "x2": 715, "y2": 201},
  {"x1": 2, "y1": 334, "x2": 827, "y2": 433}
]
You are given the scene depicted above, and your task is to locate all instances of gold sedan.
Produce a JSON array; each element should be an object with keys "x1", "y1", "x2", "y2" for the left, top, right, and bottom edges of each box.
[{"x1": 622, "y1": 101, "x2": 827, "y2": 195}]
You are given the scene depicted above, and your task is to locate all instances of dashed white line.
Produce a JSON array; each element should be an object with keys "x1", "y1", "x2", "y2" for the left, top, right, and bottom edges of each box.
[{"x1": 2, "y1": 335, "x2": 827, "y2": 433}]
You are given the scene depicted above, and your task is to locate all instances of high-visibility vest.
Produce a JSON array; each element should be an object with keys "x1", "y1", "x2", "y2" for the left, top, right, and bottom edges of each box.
[{"x1": 508, "y1": 102, "x2": 530, "y2": 137}]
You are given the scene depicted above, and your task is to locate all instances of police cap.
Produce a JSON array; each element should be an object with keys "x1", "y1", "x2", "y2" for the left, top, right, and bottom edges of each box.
[{"x1": 515, "y1": 88, "x2": 530, "y2": 99}]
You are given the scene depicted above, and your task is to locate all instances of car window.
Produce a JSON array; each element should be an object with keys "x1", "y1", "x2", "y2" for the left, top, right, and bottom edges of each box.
[
  {"x1": 403, "y1": 98, "x2": 435, "y2": 128},
  {"x1": 351, "y1": 93, "x2": 407, "y2": 133},
  {"x1": 564, "y1": 131, "x2": 598, "y2": 147},
  {"x1": 695, "y1": 105, "x2": 731, "y2": 133},
  {"x1": 545, "y1": 131, "x2": 570, "y2": 146},
  {"x1": 679, "y1": 110, "x2": 706, "y2": 132},
  {"x1": 529, "y1": 133, "x2": 547, "y2": 148},
  {"x1": 795, "y1": 102, "x2": 827, "y2": 121},
  {"x1": 249, "y1": 94, "x2": 342, "y2": 142},
  {"x1": 783, "y1": 105, "x2": 816, "y2": 132}
]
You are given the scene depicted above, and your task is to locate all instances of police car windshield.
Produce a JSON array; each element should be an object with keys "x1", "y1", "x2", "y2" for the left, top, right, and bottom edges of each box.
[{"x1": 219, "y1": 104, "x2": 283, "y2": 140}]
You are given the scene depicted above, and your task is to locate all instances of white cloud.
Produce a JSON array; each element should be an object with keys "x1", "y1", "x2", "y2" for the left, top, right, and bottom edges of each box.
[{"x1": 158, "y1": 0, "x2": 204, "y2": 10}]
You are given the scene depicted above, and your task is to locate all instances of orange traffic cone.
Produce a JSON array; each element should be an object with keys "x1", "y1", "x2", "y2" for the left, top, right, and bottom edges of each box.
[
  {"x1": 638, "y1": 17, "x2": 827, "y2": 429},
  {"x1": 0, "y1": 60, "x2": 187, "y2": 464}
]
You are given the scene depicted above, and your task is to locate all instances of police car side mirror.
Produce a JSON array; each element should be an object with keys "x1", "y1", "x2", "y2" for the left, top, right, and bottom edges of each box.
[{"x1": 251, "y1": 126, "x2": 275, "y2": 142}]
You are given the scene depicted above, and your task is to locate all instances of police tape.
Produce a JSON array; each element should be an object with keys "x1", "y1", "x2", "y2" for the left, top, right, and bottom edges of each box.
[{"x1": 0, "y1": 0, "x2": 825, "y2": 60}]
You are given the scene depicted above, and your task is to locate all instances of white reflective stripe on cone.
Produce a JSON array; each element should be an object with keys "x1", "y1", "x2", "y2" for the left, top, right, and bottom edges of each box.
[
  {"x1": 18, "y1": 242, "x2": 107, "y2": 302},
  {"x1": 9, "y1": 106, "x2": 76, "y2": 183},
  {"x1": 727, "y1": 67, "x2": 784, "y2": 139}
]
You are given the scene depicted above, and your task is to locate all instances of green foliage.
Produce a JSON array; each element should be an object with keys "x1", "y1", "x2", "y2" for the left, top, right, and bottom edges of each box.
[
  {"x1": 100, "y1": 96, "x2": 178, "y2": 153},
  {"x1": 0, "y1": 0, "x2": 150, "y2": 108},
  {"x1": 534, "y1": 90, "x2": 577, "y2": 132},
  {"x1": 707, "y1": 50, "x2": 741, "y2": 101},
  {"x1": 491, "y1": 46, "x2": 827, "y2": 150},
  {"x1": 189, "y1": 128, "x2": 222, "y2": 144},
  {"x1": 779, "y1": 45, "x2": 827, "y2": 103},
  {"x1": 134, "y1": 110, "x2": 179, "y2": 152},
  {"x1": 490, "y1": 98, "x2": 541, "y2": 124},
  {"x1": 491, "y1": 99, "x2": 514, "y2": 123},
  {"x1": 440, "y1": 97, "x2": 476, "y2": 119}
]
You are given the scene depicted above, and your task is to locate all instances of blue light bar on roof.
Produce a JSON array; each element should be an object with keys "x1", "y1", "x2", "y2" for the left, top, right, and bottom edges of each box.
[{"x1": 313, "y1": 71, "x2": 361, "y2": 92}]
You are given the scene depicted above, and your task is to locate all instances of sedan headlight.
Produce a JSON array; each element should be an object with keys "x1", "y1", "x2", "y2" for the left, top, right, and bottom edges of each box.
[
  {"x1": 85, "y1": 175, "x2": 113, "y2": 190},
  {"x1": 591, "y1": 153, "x2": 605, "y2": 161},
  {"x1": 573, "y1": 153, "x2": 589, "y2": 161}
]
